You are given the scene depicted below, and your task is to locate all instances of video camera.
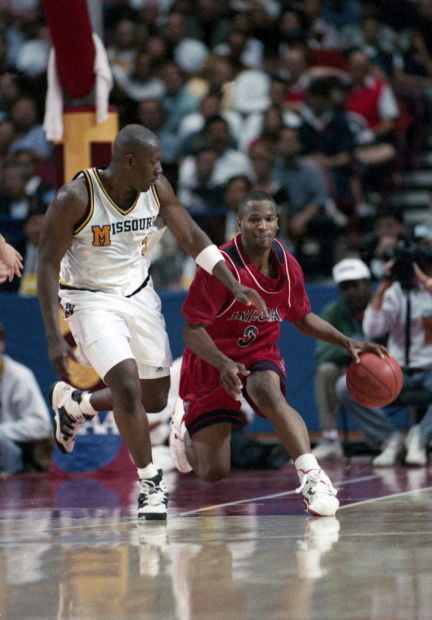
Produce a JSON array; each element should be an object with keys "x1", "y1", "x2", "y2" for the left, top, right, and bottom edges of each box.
[{"x1": 385, "y1": 236, "x2": 432, "y2": 289}]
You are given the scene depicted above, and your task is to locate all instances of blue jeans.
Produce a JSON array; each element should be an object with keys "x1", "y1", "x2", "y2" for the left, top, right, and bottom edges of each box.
[
  {"x1": 402, "y1": 369, "x2": 432, "y2": 438},
  {"x1": 0, "y1": 431, "x2": 23, "y2": 473},
  {"x1": 336, "y1": 369, "x2": 432, "y2": 445}
]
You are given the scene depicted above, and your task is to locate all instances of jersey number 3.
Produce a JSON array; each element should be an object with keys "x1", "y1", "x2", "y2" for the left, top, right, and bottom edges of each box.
[{"x1": 237, "y1": 325, "x2": 258, "y2": 348}]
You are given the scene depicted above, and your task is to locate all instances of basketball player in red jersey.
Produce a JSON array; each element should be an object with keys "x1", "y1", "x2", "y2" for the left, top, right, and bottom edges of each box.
[{"x1": 170, "y1": 191, "x2": 387, "y2": 516}]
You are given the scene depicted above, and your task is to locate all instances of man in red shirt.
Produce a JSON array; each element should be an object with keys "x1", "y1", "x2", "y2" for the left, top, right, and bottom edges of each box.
[
  {"x1": 170, "y1": 190, "x2": 386, "y2": 517},
  {"x1": 345, "y1": 50, "x2": 399, "y2": 143}
]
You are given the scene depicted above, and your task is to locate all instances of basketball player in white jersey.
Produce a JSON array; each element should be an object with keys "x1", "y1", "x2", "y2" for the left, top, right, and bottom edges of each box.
[{"x1": 37, "y1": 125, "x2": 265, "y2": 520}]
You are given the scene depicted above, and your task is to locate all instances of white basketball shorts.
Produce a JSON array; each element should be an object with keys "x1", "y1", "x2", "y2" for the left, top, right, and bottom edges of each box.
[{"x1": 60, "y1": 279, "x2": 172, "y2": 380}]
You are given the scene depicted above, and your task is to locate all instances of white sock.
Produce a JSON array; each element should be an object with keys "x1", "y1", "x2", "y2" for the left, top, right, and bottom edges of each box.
[
  {"x1": 80, "y1": 392, "x2": 97, "y2": 416},
  {"x1": 138, "y1": 463, "x2": 158, "y2": 480},
  {"x1": 323, "y1": 429, "x2": 338, "y2": 440},
  {"x1": 295, "y1": 453, "x2": 320, "y2": 483}
]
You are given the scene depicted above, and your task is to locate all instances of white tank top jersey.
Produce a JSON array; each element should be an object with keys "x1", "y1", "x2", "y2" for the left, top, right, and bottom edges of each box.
[{"x1": 59, "y1": 168, "x2": 161, "y2": 297}]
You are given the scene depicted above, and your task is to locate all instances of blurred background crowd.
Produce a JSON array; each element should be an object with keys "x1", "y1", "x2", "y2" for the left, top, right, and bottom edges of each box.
[
  {"x1": 1, "y1": 0, "x2": 432, "y2": 291},
  {"x1": 2, "y1": 0, "x2": 432, "y2": 473}
]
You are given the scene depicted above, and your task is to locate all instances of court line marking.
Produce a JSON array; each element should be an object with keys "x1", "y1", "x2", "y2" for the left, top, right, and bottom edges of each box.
[
  {"x1": 0, "y1": 474, "x2": 379, "y2": 534},
  {"x1": 337, "y1": 484, "x2": 432, "y2": 510},
  {"x1": 178, "y1": 474, "x2": 378, "y2": 516},
  {"x1": 2, "y1": 478, "x2": 430, "y2": 534}
]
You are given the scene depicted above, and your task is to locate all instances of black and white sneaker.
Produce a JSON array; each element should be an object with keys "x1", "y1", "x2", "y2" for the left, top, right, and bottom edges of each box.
[
  {"x1": 137, "y1": 469, "x2": 169, "y2": 521},
  {"x1": 49, "y1": 381, "x2": 92, "y2": 454}
]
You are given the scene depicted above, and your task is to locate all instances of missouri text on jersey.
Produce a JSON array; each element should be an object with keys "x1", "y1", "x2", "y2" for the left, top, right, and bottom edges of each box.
[{"x1": 91, "y1": 216, "x2": 156, "y2": 246}]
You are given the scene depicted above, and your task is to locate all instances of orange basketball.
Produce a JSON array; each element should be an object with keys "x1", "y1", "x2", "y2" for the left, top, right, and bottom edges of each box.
[{"x1": 346, "y1": 353, "x2": 403, "y2": 408}]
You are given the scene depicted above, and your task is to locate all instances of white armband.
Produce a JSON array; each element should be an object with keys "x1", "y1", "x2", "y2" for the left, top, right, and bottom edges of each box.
[{"x1": 195, "y1": 245, "x2": 224, "y2": 274}]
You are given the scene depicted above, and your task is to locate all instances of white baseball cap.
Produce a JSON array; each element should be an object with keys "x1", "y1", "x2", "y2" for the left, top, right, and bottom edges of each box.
[{"x1": 332, "y1": 258, "x2": 370, "y2": 283}]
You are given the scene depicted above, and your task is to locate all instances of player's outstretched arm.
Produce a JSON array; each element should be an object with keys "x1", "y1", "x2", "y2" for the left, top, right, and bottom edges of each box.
[
  {"x1": 37, "y1": 181, "x2": 84, "y2": 376},
  {"x1": 0, "y1": 234, "x2": 23, "y2": 281},
  {"x1": 156, "y1": 176, "x2": 266, "y2": 312},
  {"x1": 183, "y1": 322, "x2": 249, "y2": 400},
  {"x1": 293, "y1": 312, "x2": 388, "y2": 363}
]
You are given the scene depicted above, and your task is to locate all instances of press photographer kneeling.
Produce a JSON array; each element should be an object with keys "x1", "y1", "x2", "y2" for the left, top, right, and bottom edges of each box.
[{"x1": 337, "y1": 224, "x2": 432, "y2": 466}]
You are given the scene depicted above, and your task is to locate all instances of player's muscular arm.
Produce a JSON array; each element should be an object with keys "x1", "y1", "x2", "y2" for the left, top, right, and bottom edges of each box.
[
  {"x1": 156, "y1": 175, "x2": 266, "y2": 312},
  {"x1": 37, "y1": 179, "x2": 88, "y2": 375},
  {"x1": 293, "y1": 312, "x2": 387, "y2": 362},
  {"x1": 156, "y1": 175, "x2": 216, "y2": 255},
  {"x1": 183, "y1": 322, "x2": 249, "y2": 400}
]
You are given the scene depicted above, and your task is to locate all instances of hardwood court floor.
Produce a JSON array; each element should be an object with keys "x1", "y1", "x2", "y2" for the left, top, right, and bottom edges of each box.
[{"x1": 1, "y1": 460, "x2": 432, "y2": 619}]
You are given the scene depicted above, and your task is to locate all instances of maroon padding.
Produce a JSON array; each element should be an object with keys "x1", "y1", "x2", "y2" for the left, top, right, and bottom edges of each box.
[
  {"x1": 41, "y1": 0, "x2": 96, "y2": 99},
  {"x1": 91, "y1": 142, "x2": 113, "y2": 170},
  {"x1": 51, "y1": 143, "x2": 64, "y2": 187}
]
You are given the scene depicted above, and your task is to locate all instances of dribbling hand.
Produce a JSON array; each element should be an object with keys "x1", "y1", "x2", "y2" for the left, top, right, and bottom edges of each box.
[{"x1": 347, "y1": 339, "x2": 388, "y2": 364}]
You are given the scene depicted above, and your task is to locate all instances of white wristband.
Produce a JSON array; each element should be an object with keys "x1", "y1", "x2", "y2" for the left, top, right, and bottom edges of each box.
[{"x1": 195, "y1": 245, "x2": 224, "y2": 274}]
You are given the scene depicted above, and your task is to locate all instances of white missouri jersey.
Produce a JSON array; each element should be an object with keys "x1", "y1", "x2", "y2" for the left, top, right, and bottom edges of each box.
[{"x1": 60, "y1": 168, "x2": 161, "y2": 297}]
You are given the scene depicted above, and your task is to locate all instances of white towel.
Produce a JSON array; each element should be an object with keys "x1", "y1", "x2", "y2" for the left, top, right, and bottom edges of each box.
[{"x1": 43, "y1": 33, "x2": 113, "y2": 142}]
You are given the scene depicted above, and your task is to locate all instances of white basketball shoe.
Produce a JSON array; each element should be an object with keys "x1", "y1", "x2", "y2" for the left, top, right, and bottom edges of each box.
[{"x1": 296, "y1": 469, "x2": 339, "y2": 517}]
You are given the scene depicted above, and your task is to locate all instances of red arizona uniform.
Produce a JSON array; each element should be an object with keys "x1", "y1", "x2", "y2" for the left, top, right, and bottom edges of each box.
[{"x1": 180, "y1": 235, "x2": 311, "y2": 436}]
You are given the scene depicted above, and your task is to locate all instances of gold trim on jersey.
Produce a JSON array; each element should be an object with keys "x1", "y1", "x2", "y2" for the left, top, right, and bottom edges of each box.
[
  {"x1": 93, "y1": 168, "x2": 139, "y2": 214},
  {"x1": 150, "y1": 184, "x2": 160, "y2": 207},
  {"x1": 59, "y1": 278, "x2": 74, "y2": 288},
  {"x1": 59, "y1": 278, "x2": 99, "y2": 293},
  {"x1": 73, "y1": 169, "x2": 94, "y2": 234}
]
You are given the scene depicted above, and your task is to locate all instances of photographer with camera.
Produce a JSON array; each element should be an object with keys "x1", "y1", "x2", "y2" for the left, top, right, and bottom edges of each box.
[{"x1": 336, "y1": 224, "x2": 432, "y2": 466}]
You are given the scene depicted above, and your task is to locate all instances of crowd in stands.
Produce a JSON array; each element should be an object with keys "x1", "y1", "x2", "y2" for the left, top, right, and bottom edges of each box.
[
  {"x1": 2, "y1": 0, "x2": 432, "y2": 471},
  {"x1": 1, "y1": 0, "x2": 432, "y2": 289}
]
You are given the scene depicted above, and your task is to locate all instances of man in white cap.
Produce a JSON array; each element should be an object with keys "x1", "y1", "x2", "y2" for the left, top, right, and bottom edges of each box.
[{"x1": 313, "y1": 257, "x2": 375, "y2": 459}]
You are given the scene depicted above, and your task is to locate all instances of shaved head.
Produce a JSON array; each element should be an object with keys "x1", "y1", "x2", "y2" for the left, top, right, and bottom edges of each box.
[
  {"x1": 112, "y1": 124, "x2": 160, "y2": 161},
  {"x1": 105, "y1": 124, "x2": 163, "y2": 193}
]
